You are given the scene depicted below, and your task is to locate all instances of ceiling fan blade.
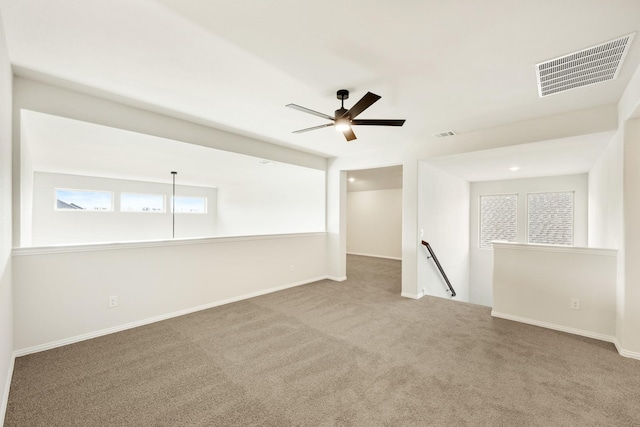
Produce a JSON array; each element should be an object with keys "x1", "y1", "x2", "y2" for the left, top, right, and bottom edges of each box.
[
  {"x1": 342, "y1": 127, "x2": 357, "y2": 141},
  {"x1": 286, "y1": 104, "x2": 335, "y2": 121},
  {"x1": 351, "y1": 119, "x2": 406, "y2": 126},
  {"x1": 342, "y1": 92, "x2": 381, "y2": 119},
  {"x1": 292, "y1": 123, "x2": 333, "y2": 133}
]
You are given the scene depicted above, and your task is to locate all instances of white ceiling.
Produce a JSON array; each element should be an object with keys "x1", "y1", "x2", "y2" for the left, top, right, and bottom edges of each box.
[
  {"x1": 425, "y1": 132, "x2": 614, "y2": 182},
  {"x1": 347, "y1": 166, "x2": 403, "y2": 192},
  {"x1": 2, "y1": 0, "x2": 639, "y2": 179},
  {"x1": 21, "y1": 110, "x2": 317, "y2": 189}
]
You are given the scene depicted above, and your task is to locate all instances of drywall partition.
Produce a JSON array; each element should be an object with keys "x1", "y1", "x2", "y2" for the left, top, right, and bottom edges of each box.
[
  {"x1": 469, "y1": 174, "x2": 588, "y2": 307},
  {"x1": 347, "y1": 188, "x2": 402, "y2": 259},
  {"x1": 12, "y1": 233, "x2": 327, "y2": 353},
  {"x1": 0, "y1": 14, "x2": 13, "y2": 424},
  {"x1": 617, "y1": 61, "x2": 640, "y2": 358},
  {"x1": 19, "y1": 115, "x2": 33, "y2": 246},
  {"x1": 417, "y1": 161, "x2": 470, "y2": 301},
  {"x1": 621, "y1": 117, "x2": 640, "y2": 356},
  {"x1": 492, "y1": 242, "x2": 617, "y2": 341},
  {"x1": 588, "y1": 133, "x2": 622, "y2": 250},
  {"x1": 31, "y1": 172, "x2": 217, "y2": 245}
]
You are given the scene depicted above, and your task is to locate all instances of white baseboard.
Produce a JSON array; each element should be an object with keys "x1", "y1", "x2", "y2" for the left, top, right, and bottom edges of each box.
[
  {"x1": 613, "y1": 339, "x2": 640, "y2": 361},
  {"x1": 347, "y1": 252, "x2": 401, "y2": 261},
  {"x1": 401, "y1": 291, "x2": 424, "y2": 299},
  {"x1": 491, "y1": 311, "x2": 616, "y2": 344},
  {"x1": 13, "y1": 276, "x2": 328, "y2": 358},
  {"x1": 1, "y1": 353, "x2": 15, "y2": 426},
  {"x1": 491, "y1": 312, "x2": 640, "y2": 361}
]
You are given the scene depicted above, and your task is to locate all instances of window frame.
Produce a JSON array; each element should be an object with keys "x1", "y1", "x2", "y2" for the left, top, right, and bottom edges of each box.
[
  {"x1": 171, "y1": 195, "x2": 208, "y2": 214},
  {"x1": 54, "y1": 188, "x2": 114, "y2": 212},
  {"x1": 479, "y1": 193, "x2": 518, "y2": 250},
  {"x1": 526, "y1": 191, "x2": 575, "y2": 246},
  {"x1": 120, "y1": 192, "x2": 166, "y2": 213}
]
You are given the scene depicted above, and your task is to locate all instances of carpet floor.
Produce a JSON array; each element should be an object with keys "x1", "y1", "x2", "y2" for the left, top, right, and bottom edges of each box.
[{"x1": 5, "y1": 255, "x2": 640, "y2": 426}]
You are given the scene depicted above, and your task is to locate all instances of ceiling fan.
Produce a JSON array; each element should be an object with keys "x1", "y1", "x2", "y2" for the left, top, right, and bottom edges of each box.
[{"x1": 286, "y1": 89, "x2": 405, "y2": 141}]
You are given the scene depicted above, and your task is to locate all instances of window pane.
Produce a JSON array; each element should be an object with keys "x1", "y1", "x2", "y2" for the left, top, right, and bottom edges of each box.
[
  {"x1": 172, "y1": 196, "x2": 207, "y2": 214},
  {"x1": 528, "y1": 192, "x2": 573, "y2": 245},
  {"x1": 480, "y1": 194, "x2": 517, "y2": 249},
  {"x1": 55, "y1": 189, "x2": 113, "y2": 211},
  {"x1": 121, "y1": 193, "x2": 165, "y2": 213}
]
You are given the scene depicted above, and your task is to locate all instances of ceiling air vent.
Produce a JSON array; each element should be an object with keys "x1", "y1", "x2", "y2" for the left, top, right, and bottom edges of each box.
[
  {"x1": 434, "y1": 131, "x2": 456, "y2": 138},
  {"x1": 536, "y1": 33, "x2": 635, "y2": 97}
]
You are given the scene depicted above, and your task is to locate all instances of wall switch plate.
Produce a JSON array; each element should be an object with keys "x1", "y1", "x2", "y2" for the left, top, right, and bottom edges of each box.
[
  {"x1": 570, "y1": 298, "x2": 580, "y2": 310},
  {"x1": 108, "y1": 296, "x2": 118, "y2": 308}
]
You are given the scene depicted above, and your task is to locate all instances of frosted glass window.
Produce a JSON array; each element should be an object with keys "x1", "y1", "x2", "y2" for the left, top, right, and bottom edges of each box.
[
  {"x1": 172, "y1": 196, "x2": 207, "y2": 214},
  {"x1": 528, "y1": 192, "x2": 573, "y2": 245},
  {"x1": 121, "y1": 193, "x2": 165, "y2": 213},
  {"x1": 480, "y1": 194, "x2": 517, "y2": 249},
  {"x1": 55, "y1": 189, "x2": 113, "y2": 211}
]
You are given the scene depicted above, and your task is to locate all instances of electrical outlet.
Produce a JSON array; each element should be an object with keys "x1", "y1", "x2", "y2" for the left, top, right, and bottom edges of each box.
[
  {"x1": 570, "y1": 298, "x2": 580, "y2": 310},
  {"x1": 108, "y1": 296, "x2": 118, "y2": 308}
]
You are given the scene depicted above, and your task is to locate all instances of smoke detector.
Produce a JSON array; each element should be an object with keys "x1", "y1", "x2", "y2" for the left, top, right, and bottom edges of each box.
[{"x1": 536, "y1": 33, "x2": 635, "y2": 97}]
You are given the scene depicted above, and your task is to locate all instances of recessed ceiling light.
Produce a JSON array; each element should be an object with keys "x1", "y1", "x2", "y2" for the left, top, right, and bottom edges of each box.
[
  {"x1": 348, "y1": 177, "x2": 355, "y2": 182},
  {"x1": 509, "y1": 166, "x2": 520, "y2": 171}
]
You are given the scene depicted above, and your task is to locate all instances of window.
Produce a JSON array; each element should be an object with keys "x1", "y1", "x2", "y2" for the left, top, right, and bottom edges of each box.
[
  {"x1": 527, "y1": 192, "x2": 573, "y2": 245},
  {"x1": 55, "y1": 189, "x2": 113, "y2": 211},
  {"x1": 121, "y1": 193, "x2": 165, "y2": 213},
  {"x1": 172, "y1": 196, "x2": 207, "y2": 214},
  {"x1": 480, "y1": 194, "x2": 517, "y2": 249}
]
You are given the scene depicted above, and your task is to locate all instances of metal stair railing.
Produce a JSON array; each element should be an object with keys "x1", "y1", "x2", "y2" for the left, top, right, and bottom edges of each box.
[{"x1": 421, "y1": 240, "x2": 456, "y2": 297}]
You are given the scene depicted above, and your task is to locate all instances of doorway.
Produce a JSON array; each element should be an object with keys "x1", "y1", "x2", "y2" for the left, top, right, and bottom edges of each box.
[{"x1": 346, "y1": 165, "x2": 403, "y2": 290}]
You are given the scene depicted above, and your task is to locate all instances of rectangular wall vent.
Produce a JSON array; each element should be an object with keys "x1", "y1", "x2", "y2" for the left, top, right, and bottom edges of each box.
[
  {"x1": 434, "y1": 131, "x2": 456, "y2": 138},
  {"x1": 536, "y1": 33, "x2": 635, "y2": 97}
]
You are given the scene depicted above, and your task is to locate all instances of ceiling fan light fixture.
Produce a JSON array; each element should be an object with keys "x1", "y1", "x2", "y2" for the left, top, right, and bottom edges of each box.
[
  {"x1": 335, "y1": 117, "x2": 351, "y2": 132},
  {"x1": 287, "y1": 89, "x2": 405, "y2": 142}
]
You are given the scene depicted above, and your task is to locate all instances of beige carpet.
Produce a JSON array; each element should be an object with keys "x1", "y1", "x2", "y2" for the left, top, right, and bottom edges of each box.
[{"x1": 5, "y1": 255, "x2": 640, "y2": 426}]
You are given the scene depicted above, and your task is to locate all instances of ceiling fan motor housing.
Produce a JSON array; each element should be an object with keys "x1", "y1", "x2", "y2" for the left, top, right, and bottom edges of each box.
[{"x1": 337, "y1": 89, "x2": 349, "y2": 100}]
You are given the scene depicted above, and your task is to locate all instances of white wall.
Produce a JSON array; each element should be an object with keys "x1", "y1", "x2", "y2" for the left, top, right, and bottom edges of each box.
[
  {"x1": 12, "y1": 233, "x2": 327, "y2": 352},
  {"x1": 19, "y1": 115, "x2": 33, "y2": 246},
  {"x1": 417, "y1": 162, "x2": 470, "y2": 301},
  {"x1": 215, "y1": 164, "x2": 325, "y2": 237},
  {"x1": 587, "y1": 62, "x2": 640, "y2": 359},
  {"x1": 347, "y1": 188, "x2": 402, "y2": 259},
  {"x1": 621, "y1": 118, "x2": 640, "y2": 356},
  {"x1": 0, "y1": 13, "x2": 13, "y2": 424},
  {"x1": 31, "y1": 172, "x2": 217, "y2": 245},
  {"x1": 469, "y1": 174, "x2": 588, "y2": 307},
  {"x1": 588, "y1": 134, "x2": 623, "y2": 249},
  {"x1": 617, "y1": 60, "x2": 640, "y2": 358},
  {"x1": 492, "y1": 243, "x2": 617, "y2": 341}
]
